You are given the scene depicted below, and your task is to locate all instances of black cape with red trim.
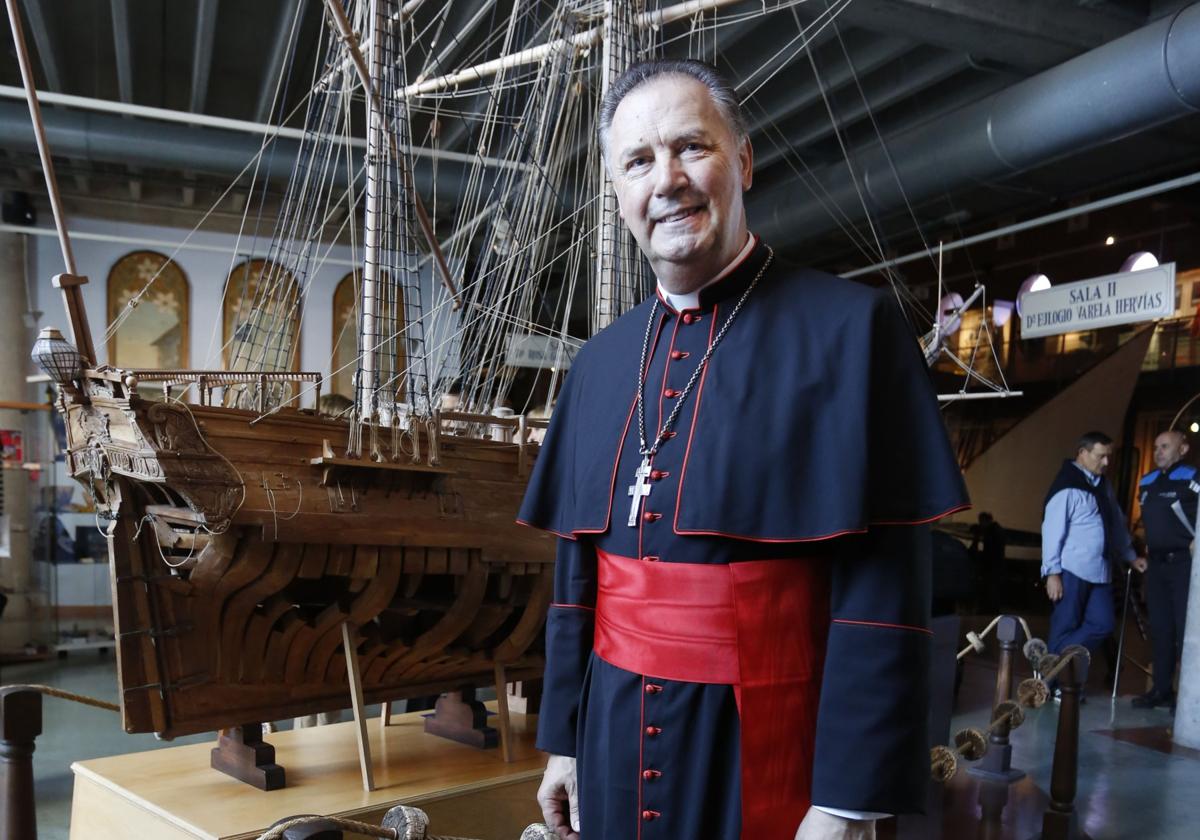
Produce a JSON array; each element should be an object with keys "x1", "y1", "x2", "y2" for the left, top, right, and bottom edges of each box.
[
  {"x1": 519, "y1": 243, "x2": 967, "y2": 541},
  {"x1": 518, "y1": 239, "x2": 970, "y2": 835}
]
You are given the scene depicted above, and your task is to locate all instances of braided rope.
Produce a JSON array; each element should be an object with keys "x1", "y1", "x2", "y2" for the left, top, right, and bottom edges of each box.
[
  {"x1": 2, "y1": 684, "x2": 120, "y2": 713},
  {"x1": 254, "y1": 816, "x2": 398, "y2": 839},
  {"x1": 253, "y1": 814, "x2": 490, "y2": 840}
]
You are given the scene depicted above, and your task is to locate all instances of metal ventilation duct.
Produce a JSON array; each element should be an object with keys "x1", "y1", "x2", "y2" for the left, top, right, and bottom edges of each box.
[
  {"x1": 0, "y1": 101, "x2": 467, "y2": 200},
  {"x1": 749, "y1": 3, "x2": 1200, "y2": 244}
]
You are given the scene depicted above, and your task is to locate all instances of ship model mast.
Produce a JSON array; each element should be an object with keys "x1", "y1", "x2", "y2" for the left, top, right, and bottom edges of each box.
[{"x1": 14, "y1": 0, "x2": 560, "y2": 775}]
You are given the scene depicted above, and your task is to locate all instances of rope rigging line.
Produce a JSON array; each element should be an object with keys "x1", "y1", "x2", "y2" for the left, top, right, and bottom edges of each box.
[{"x1": 95, "y1": 0, "x2": 1023, "y2": 430}]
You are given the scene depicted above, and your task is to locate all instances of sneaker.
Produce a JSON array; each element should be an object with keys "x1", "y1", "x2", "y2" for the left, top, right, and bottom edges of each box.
[{"x1": 1131, "y1": 690, "x2": 1173, "y2": 709}]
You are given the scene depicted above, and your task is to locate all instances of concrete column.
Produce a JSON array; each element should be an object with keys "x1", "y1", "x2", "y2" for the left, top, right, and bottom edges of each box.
[
  {"x1": 1172, "y1": 503, "x2": 1200, "y2": 748},
  {"x1": 0, "y1": 231, "x2": 37, "y2": 650}
]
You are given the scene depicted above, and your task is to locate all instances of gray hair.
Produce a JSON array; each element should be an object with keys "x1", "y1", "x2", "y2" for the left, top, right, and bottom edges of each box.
[{"x1": 597, "y1": 59, "x2": 748, "y2": 160}]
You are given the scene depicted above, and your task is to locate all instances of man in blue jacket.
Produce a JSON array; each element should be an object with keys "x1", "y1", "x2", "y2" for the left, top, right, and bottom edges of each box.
[
  {"x1": 1041, "y1": 431, "x2": 1139, "y2": 689},
  {"x1": 1132, "y1": 430, "x2": 1197, "y2": 710}
]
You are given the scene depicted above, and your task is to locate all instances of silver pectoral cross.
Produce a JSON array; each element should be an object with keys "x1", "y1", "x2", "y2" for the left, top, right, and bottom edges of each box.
[{"x1": 627, "y1": 456, "x2": 653, "y2": 527}]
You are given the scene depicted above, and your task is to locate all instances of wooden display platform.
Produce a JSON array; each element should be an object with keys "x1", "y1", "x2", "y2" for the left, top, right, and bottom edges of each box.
[{"x1": 69, "y1": 705, "x2": 545, "y2": 840}]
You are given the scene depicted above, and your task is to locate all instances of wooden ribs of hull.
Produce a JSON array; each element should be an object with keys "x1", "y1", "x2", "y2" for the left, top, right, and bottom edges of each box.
[
  {"x1": 110, "y1": 523, "x2": 552, "y2": 737},
  {"x1": 69, "y1": 395, "x2": 556, "y2": 738}
]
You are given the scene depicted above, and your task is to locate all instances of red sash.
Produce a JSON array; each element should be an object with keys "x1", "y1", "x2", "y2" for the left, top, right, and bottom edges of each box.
[{"x1": 594, "y1": 550, "x2": 831, "y2": 840}]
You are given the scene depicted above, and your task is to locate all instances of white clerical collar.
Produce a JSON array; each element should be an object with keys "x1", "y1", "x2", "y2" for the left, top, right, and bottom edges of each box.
[{"x1": 657, "y1": 232, "x2": 757, "y2": 312}]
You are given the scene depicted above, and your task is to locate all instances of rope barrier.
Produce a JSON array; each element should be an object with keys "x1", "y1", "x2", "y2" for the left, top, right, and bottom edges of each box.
[
  {"x1": 253, "y1": 812, "x2": 492, "y2": 840},
  {"x1": 254, "y1": 815, "x2": 399, "y2": 840},
  {"x1": 1, "y1": 684, "x2": 120, "y2": 713}
]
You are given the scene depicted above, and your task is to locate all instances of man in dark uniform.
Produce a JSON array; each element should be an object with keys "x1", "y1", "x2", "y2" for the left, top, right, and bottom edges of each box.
[
  {"x1": 519, "y1": 59, "x2": 967, "y2": 840},
  {"x1": 1132, "y1": 430, "x2": 1198, "y2": 710}
]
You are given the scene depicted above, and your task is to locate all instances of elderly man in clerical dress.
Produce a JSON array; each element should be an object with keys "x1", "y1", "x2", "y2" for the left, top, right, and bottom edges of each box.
[{"x1": 519, "y1": 59, "x2": 967, "y2": 840}]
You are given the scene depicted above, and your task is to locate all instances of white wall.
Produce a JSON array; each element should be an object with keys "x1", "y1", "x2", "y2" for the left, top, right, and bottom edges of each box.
[{"x1": 29, "y1": 216, "x2": 459, "y2": 408}]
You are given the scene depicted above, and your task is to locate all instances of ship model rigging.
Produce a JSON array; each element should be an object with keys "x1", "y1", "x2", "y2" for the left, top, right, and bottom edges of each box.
[{"x1": 11, "y1": 0, "x2": 1012, "y2": 785}]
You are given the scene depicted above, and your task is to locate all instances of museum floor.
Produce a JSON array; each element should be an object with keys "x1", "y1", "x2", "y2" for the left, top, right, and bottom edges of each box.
[{"x1": 6, "y1": 616, "x2": 1197, "y2": 840}]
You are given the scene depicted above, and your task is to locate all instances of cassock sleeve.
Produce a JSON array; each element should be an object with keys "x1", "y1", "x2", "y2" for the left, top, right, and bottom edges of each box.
[
  {"x1": 810, "y1": 292, "x2": 965, "y2": 812},
  {"x1": 535, "y1": 536, "x2": 597, "y2": 757},
  {"x1": 864, "y1": 291, "x2": 968, "y2": 525},
  {"x1": 811, "y1": 524, "x2": 933, "y2": 813}
]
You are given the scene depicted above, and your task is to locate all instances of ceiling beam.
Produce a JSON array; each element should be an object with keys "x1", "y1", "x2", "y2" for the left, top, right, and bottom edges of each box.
[
  {"x1": 881, "y1": 0, "x2": 1139, "y2": 50},
  {"x1": 110, "y1": 0, "x2": 133, "y2": 103},
  {"x1": 745, "y1": 35, "x2": 912, "y2": 137},
  {"x1": 830, "y1": 0, "x2": 1137, "y2": 72},
  {"x1": 109, "y1": 0, "x2": 138, "y2": 200},
  {"x1": 190, "y1": 0, "x2": 219, "y2": 113},
  {"x1": 754, "y1": 51, "x2": 970, "y2": 170},
  {"x1": 255, "y1": 0, "x2": 307, "y2": 123},
  {"x1": 19, "y1": 0, "x2": 63, "y2": 91}
]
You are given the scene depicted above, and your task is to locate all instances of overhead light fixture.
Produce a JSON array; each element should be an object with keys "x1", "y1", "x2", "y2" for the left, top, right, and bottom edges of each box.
[
  {"x1": 1105, "y1": 236, "x2": 1116, "y2": 246},
  {"x1": 938, "y1": 292, "x2": 965, "y2": 336},
  {"x1": 1120, "y1": 251, "x2": 1159, "y2": 273},
  {"x1": 1016, "y1": 274, "x2": 1052, "y2": 315},
  {"x1": 992, "y1": 300, "x2": 1015, "y2": 328},
  {"x1": 1191, "y1": 422, "x2": 1199, "y2": 434}
]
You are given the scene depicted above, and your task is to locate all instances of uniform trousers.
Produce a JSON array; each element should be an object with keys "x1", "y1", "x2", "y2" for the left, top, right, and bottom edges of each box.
[{"x1": 1146, "y1": 552, "x2": 1192, "y2": 697}]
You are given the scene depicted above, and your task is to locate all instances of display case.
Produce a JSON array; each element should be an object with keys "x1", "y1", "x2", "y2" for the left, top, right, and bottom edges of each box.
[{"x1": 7, "y1": 385, "x2": 113, "y2": 656}]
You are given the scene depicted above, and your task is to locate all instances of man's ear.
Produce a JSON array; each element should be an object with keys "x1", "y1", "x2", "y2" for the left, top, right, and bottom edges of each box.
[{"x1": 739, "y1": 136, "x2": 753, "y2": 191}]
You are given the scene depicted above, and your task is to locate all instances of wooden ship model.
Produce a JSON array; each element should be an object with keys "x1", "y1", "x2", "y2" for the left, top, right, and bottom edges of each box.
[{"x1": 15, "y1": 0, "x2": 645, "y2": 785}]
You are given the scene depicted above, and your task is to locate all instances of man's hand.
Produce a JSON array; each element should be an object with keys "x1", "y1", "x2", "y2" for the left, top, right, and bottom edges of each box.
[
  {"x1": 1132, "y1": 556, "x2": 1148, "y2": 573},
  {"x1": 537, "y1": 754, "x2": 580, "y2": 840},
  {"x1": 795, "y1": 807, "x2": 876, "y2": 840},
  {"x1": 1045, "y1": 573, "x2": 1064, "y2": 602}
]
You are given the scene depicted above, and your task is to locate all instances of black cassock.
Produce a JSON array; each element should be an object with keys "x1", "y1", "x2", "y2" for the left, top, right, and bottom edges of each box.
[{"x1": 519, "y1": 238, "x2": 968, "y2": 839}]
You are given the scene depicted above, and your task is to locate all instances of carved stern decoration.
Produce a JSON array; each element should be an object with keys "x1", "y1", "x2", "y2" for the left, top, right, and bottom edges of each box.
[{"x1": 58, "y1": 369, "x2": 555, "y2": 742}]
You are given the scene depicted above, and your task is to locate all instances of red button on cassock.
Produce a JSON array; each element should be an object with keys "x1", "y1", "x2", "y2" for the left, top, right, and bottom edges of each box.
[
  {"x1": 643, "y1": 769, "x2": 663, "y2": 780},
  {"x1": 645, "y1": 683, "x2": 663, "y2": 694},
  {"x1": 645, "y1": 725, "x2": 661, "y2": 736},
  {"x1": 663, "y1": 388, "x2": 678, "y2": 398},
  {"x1": 670, "y1": 350, "x2": 687, "y2": 360},
  {"x1": 651, "y1": 470, "x2": 665, "y2": 480},
  {"x1": 642, "y1": 810, "x2": 660, "y2": 821},
  {"x1": 641, "y1": 555, "x2": 659, "y2": 563},
  {"x1": 682, "y1": 313, "x2": 695, "y2": 324},
  {"x1": 642, "y1": 511, "x2": 661, "y2": 522}
]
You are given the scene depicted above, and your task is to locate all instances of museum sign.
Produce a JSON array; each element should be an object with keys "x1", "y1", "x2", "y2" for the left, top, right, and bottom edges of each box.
[{"x1": 1019, "y1": 263, "x2": 1176, "y2": 338}]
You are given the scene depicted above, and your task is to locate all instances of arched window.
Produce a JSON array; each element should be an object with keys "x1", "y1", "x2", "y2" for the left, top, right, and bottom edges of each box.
[
  {"x1": 222, "y1": 259, "x2": 301, "y2": 370},
  {"x1": 331, "y1": 270, "x2": 408, "y2": 405},
  {"x1": 331, "y1": 271, "x2": 359, "y2": 399},
  {"x1": 106, "y1": 250, "x2": 189, "y2": 369}
]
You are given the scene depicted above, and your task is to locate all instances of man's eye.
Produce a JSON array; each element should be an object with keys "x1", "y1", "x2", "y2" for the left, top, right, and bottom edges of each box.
[
  {"x1": 627, "y1": 157, "x2": 648, "y2": 169},
  {"x1": 684, "y1": 142, "x2": 702, "y2": 152}
]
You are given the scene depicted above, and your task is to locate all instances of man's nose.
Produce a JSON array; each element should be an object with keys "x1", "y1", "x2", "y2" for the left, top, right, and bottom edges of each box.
[{"x1": 653, "y1": 156, "x2": 687, "y2": 196}]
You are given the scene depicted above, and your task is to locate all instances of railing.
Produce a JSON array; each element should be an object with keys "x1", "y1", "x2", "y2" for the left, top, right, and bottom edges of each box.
[
  {"x1": 122, "y1": 369, "x2": 325, "y2": 410},
  {"x1": 933, "y1": 317, "x2": 1200, "y2": 386}
]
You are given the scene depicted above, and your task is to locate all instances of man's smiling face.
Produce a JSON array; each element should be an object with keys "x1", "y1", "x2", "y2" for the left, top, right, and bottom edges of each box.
[{"x1": 605, "y1": 74, "x2": 752, "y2": 293}]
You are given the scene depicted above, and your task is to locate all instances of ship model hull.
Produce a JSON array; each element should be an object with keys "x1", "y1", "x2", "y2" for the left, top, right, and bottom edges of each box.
[{"x1": 62, "y1": 370, "x2": 554, "y2": 739}]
